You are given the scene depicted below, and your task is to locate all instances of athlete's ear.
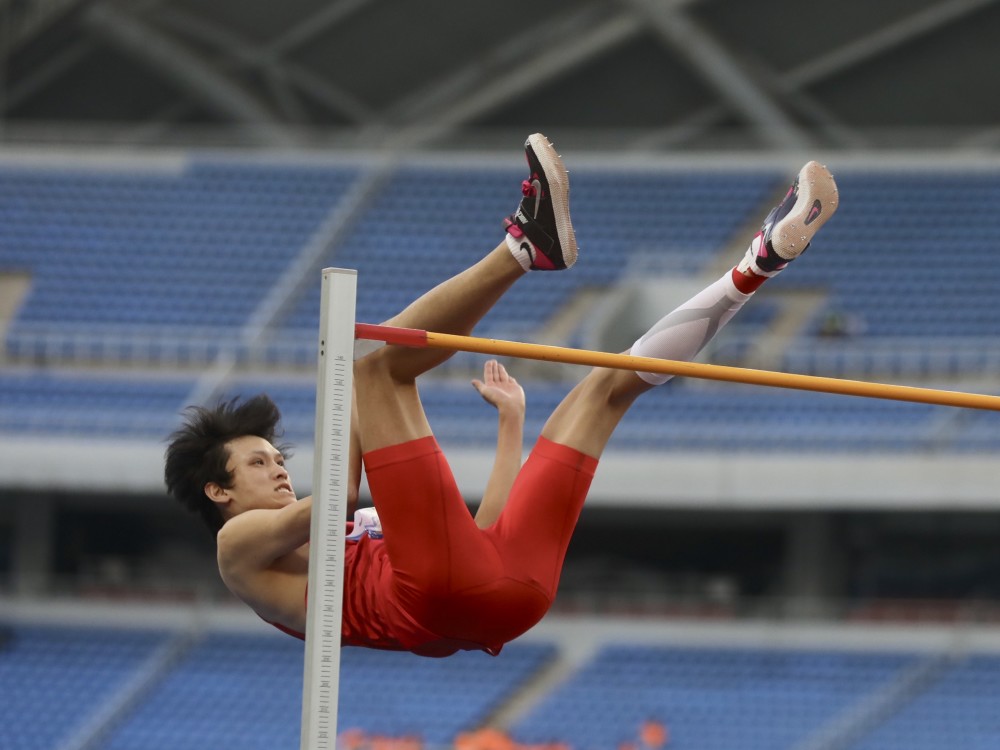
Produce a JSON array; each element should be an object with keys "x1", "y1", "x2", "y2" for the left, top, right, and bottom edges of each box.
[{"x1": 204, "y1": 482, "x2": 229, "y2": 505}]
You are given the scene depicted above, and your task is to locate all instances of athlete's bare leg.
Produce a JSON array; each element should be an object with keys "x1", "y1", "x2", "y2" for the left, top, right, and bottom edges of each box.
[
  {"x1": 542, "y1": 160, "x2": 839, "y2": 459},
  {"x1": 355, "y1": 246, "x2": 525, "y2": 451},
  {"x1": 376, "y1": 245, "x2": 525, "y2": 381},
  {"x1": 356, "y1": 133, "x2": 577, "y2": 453}
]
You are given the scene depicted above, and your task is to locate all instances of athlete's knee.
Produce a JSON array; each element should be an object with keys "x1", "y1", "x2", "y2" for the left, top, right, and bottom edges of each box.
[
  {"x1": 580, "y1": 367, "x2": 647, "y2": 410},
  {"x1": 355, "y1": 344, "x2": 415, "y2": 387}
]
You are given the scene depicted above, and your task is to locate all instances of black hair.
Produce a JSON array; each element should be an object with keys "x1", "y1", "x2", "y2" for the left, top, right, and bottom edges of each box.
[{"x1": 164, "y1": 394, "x2": 290, "y2": 534}]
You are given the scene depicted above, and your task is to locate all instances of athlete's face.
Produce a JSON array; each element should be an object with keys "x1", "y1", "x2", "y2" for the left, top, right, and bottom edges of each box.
[{"x1": 211, "y1": 435, "x2": 296, "y2": 514}]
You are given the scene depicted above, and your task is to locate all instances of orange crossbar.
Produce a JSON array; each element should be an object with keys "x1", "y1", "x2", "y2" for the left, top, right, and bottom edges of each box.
[{"x1": 354, "y1": 323, "x2": 1000, "y2": 412}]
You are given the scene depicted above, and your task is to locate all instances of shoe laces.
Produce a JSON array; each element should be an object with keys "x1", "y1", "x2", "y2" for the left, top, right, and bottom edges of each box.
[{"x1": 521, "y1": 177, "x2": 540, "y2": 198}]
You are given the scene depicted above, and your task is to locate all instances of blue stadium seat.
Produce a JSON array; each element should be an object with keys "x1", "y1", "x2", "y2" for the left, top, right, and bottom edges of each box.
[
  {"x1": 0, "y1": 160, "x2": 360, "y2": 359},
  {"x1": 277, "y1": 167, "x2": 780, "y2": 338},
  {"x1": 510, "y1": 644, "x2": 916, "y2": 750},
  {"x1": 0, "y1": 625, "x2": 167, "y2": 750},
  {"x1": 95, "y1": 631, "x2": 554, "y2": 750},
  {"x1": 0, "y1": 371, "x2": 194, "y2": 437},
  {"x1": 1, "y1": 160, "x2": 998, "y2": 451},
  {"x1": 849, "y1": 655, "x2": 1000, "y2": 750}
]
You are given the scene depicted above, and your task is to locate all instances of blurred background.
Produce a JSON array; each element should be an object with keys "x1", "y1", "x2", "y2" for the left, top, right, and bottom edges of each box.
[{"x1": 2, "y1": 0, "x2": 1000, "y2": 748}]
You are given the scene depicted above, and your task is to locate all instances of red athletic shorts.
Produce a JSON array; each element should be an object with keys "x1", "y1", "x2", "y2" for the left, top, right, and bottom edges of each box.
[{"x1": 360, "y1": 435, "x2": 597, "y2": 652}]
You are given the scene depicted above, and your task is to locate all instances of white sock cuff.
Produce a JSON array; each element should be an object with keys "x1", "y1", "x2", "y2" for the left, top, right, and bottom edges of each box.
[{"x1": 506, "y1": 233, "x2": 533, "y2": 272}]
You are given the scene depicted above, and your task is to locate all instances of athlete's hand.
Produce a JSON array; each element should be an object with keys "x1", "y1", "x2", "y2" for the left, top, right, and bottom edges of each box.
[
  {"x1": 472, "y1": 360, "x2": 525, "y2": 417},
  {"x1": 472, "y1": 361, "x2": 525, "y2": 529}
]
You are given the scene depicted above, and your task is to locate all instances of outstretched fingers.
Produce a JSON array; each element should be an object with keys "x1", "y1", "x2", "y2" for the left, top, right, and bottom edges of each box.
[{"x1": 471, "y1": 359, "x2": 525, "y2": 415}]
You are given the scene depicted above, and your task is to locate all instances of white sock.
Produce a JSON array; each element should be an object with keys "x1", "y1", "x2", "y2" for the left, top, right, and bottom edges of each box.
[
  {"x1": 506, "y1": 233, "x2": 534, "y2": 272},
  {"x1": 629, "y1": 272, "x2": 753, "y2": 385}
]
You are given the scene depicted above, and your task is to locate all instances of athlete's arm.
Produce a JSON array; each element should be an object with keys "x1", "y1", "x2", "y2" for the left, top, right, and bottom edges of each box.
[
  {"x1": 218, "y1": 497, "x2": 312, "y2": 567},
  {"x1": 216, "y1": 498, "x2": 313, "y2": 626},
  {"x1": 471, "y1": 360, "x2": 525, "y2": 528}
]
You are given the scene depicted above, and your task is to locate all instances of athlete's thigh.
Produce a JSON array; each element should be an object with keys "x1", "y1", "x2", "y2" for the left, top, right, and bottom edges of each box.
[
  {"x1": 489, "y1": 437, "x2": 598, "y2": 597},
  {"x1": 365, "y1": 437, "x2": 502, "y2": 596},
  {"x1": 353, "y1": 350, "x2": 432, "y2": 453},
  {"x1": 539, "y1": 367, "x2": 647, "y2": 457}
]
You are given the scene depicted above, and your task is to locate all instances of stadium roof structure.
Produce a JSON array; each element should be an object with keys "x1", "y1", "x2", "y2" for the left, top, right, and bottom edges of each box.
[{"x1": 1, "y1": 0, "x2": 999, "y2": 152}]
